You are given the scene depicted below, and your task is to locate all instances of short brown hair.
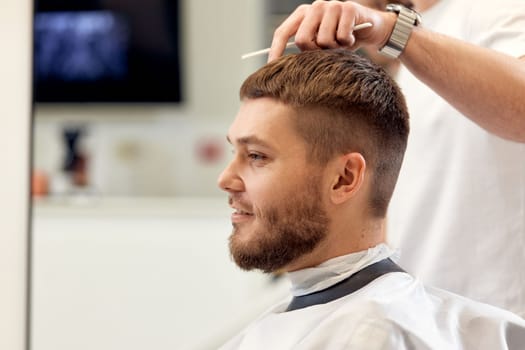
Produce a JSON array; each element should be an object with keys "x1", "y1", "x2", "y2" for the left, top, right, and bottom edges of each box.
[{"x1": 240, "y1": 49, "x2": 409, "y2": 217}]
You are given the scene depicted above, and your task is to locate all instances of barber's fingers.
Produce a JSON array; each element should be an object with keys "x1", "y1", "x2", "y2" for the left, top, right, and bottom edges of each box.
[
  {"x1": 268, "y1": 1, "x2": 374, "y2": 62},
  {"x1": 268, "y1": 5, "x2": 308, "y2": 62},
  {"x1": 269, "y1": 1, "x2": 341, "y2": 61},
  {"x1": 336, "y1": 5, "x2": 359, "y2": 47},
  {"x1": 313, "y1": 2, "x2": 344, "y2": 49},
  {"x1": 293, "y1": 3, "x2": 326, "y2": 52}
]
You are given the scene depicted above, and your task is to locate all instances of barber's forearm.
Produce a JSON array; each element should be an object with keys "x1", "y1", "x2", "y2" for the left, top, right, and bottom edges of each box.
[{"x1": 401, "y1": 27, "x2": 525, "y2": 142}]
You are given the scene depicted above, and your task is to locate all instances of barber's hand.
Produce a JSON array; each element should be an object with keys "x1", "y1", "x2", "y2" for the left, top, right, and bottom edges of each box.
[
  {"x1": 349, "y1": 0, "x2": 390, "y2": 10},
  {"x1": 268, "y1": 0, "x2": 396, "y2": 62},
  {"x1": 352, "y1": 0, "x2": 415, "y2": 10}
]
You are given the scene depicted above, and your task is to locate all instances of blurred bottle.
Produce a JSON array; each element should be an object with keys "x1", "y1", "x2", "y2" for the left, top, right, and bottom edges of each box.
[
  {"x1": 61, "y1": 126, "x2": 91, "y2": 193},
  {"x1": 31, "y1": 169, "x2": 49, "y2": 197}
]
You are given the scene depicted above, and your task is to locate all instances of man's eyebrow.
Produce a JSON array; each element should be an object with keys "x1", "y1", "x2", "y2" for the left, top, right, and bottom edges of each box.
[{"x1": 226, "y1": 135, "x2": 273, "y2": 148}]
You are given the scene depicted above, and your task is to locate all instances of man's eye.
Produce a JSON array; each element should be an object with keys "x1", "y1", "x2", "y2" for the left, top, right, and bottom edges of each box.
[{"x1": 248, "y1": 153, "x2": 266, "y2": 161}]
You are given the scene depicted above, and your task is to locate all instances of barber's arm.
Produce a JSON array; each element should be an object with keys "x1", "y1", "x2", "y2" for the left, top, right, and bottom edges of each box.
[
  {"x1": 268, "y1": 1, "x2": 525, "y2": 143},
  {"x1": 402, "y1": 28, "x2": 525, "y2": 143}
]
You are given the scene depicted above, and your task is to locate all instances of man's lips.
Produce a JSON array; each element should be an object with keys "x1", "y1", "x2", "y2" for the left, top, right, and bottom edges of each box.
[
  {"x1": 233, "y1": 208, "x2": 253, "y2": 215},
  {"x1": 229, "y1": 204, "x2": 254, "y2": 223}
]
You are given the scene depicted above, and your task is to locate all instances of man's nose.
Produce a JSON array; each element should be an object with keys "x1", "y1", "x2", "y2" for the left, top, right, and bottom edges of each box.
[{"x1": 217, "y1": 160, "x2": 243, "y2": 193}]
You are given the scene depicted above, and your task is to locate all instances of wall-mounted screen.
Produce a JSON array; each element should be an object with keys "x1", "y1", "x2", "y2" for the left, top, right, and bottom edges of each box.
[{"x1": 34, "y1": 0, "x2": 181, "y2": 103}]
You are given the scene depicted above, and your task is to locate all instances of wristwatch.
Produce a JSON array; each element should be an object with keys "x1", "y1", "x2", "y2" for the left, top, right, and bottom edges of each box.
[{"x1": 378, "y1": 4, "x2": 421, "y2": 59}]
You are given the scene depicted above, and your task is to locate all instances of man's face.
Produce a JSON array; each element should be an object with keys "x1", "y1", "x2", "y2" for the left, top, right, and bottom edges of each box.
[{"x1": 217, "y1": 98, "x2": 330, "y2": 273}]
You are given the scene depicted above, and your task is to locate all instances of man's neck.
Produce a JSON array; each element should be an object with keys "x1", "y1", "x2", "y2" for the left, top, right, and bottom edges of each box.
[{"x1": 283, "y1": 219, "x2": 386, "y2": 272}]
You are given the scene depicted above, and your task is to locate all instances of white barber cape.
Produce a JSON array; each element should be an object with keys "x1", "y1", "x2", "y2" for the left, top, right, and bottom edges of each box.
[{"x1": 220, "y1": 246, "x2": 525, "y2": 349}]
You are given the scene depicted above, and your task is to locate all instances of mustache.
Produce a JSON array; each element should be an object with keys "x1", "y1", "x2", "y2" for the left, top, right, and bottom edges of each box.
[{"x1": 228, "y1": 195, "x2": 253, "y2": 211}]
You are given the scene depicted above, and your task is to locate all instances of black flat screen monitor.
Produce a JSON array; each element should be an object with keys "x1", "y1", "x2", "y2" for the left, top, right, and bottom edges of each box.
[{"x1": 34, "y1": 0, "x2": 181, "y2": 103}]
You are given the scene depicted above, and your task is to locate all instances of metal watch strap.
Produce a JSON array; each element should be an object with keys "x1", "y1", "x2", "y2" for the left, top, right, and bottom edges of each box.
[{"x1": 379, "y1": 4, "x2": 421, "y2": 59}]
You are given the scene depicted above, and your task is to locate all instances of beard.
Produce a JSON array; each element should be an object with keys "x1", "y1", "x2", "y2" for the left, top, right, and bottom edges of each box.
[{"x1": 228, "y1": 183, "x2": 329, "y2": 273}]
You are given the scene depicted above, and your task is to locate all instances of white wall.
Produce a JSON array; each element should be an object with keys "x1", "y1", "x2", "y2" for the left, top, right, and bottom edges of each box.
[
  {"x1": 33, "y1": 0, "x2": 267, "y2": 197},
  {"x1": 0, "y1": 1, "x2": 32, "y2": 349}
]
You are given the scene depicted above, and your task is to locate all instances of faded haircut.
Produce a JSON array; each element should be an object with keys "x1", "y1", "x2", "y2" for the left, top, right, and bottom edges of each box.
[{"x1": 239, "y1": 49, "x2": 409, "y2": 218}]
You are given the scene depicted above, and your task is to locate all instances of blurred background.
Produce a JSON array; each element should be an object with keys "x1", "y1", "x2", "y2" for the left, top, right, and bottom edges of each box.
[{"x1": 31, "y1": 1, "x2": 309, "y2": 349}]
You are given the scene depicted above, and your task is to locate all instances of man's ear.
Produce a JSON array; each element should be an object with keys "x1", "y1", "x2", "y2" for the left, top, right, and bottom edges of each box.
[{"x1": 329, "y1": 152, "x2": 366, "y2": 205}]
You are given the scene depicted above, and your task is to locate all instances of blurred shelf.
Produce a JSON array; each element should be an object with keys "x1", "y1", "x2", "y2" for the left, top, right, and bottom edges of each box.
[{"x1": 32, "y1": 195, "x2": 230, "y2": 218}]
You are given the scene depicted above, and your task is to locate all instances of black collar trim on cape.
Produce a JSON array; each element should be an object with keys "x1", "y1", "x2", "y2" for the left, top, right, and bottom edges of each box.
[{"x1": 285, "y1": 258, "x2": 405, "y2": 312}]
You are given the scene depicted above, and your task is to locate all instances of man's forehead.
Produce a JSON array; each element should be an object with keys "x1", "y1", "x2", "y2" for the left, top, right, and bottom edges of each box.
[{"x1": 227, "y1": 98, "x2": 298, "y2": 146}]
